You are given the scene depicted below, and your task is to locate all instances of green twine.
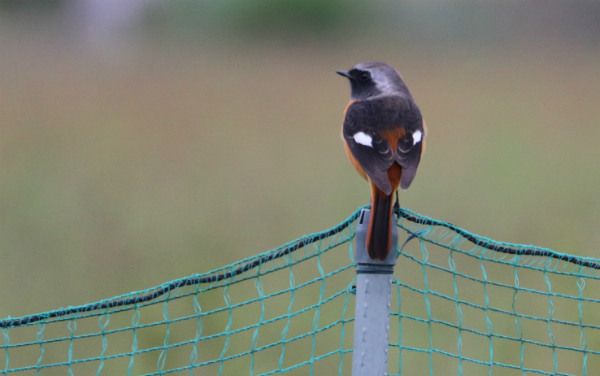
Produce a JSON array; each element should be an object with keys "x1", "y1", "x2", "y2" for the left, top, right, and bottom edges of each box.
[{"x1": 1, "y1": 206, "x2": 599, "y2": 375}]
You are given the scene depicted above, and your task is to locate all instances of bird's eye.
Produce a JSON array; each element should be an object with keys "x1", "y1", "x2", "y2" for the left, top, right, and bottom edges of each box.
[
  {"x1": 350, "y1": 69, "x2": 370, "y2": 82},
  {"x1": 358, "y1": 71, "x2": 370, "y2": 81}
]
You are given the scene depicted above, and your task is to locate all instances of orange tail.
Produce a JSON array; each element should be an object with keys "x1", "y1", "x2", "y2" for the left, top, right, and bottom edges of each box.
[{"x1": 367, "y1": 186, "x2": 395, "y2": 260}]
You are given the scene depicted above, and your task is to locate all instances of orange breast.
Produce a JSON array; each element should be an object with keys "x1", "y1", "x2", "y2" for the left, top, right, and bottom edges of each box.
[
  {"x1": 379, "y1": 128, "x2": 406, "y2": 190},
  {"x1": 342, "y1": 136, "x2": 368, "y2": 181},
  {"x1": 387, "y1": 163, "x2": 402, "y2": 190},
  {"x1": 379, "y1": 127, "x2": 406, "y2": 151}
]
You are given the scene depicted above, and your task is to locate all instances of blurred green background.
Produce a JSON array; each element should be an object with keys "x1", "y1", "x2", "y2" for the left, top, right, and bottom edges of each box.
[{"x1": 1, "y1": 0, "x2": 600, "y2": 338}]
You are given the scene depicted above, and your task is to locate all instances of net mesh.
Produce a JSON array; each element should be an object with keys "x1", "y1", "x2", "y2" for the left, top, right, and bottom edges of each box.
[{"x1": 1, "y1": 206, "x2": 599, "y2": 375}]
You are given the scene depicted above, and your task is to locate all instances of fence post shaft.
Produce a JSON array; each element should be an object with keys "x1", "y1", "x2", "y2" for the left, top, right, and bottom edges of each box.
[{"x1": 352, "y1": 208, "x2": 398, "y2": 376}]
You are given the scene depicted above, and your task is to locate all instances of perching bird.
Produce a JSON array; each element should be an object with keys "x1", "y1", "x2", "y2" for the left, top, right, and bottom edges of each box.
[{"x1": 338, "y1": 62, "x2": 425, "y2": 260}]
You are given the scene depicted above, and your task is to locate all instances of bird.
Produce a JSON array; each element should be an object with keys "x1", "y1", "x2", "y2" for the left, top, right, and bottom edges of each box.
[{"x1": 338, "y1": 62, "x2": 425, "y2": 260}]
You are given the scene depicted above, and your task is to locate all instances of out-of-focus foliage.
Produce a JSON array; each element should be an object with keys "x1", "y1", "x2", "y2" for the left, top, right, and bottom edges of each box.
[
  {"x1": 142, "y1": 0, "x2": 367, "y2": 41},
  {"x1": 220, "y1": 0, "x2": 365, "y2": 37},
  {"x1": 0, "y1": 0, "x2": 64, "y2": 12}
]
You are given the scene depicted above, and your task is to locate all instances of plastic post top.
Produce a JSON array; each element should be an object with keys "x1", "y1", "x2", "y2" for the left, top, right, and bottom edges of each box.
[{"x1": 354, "y1": 208, "x2": 399, "y2": 274}]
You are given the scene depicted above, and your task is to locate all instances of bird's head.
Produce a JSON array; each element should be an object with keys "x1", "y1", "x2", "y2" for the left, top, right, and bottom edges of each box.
[{"x1": 337, "y1": 62, "x2": 406, "y2": 100}]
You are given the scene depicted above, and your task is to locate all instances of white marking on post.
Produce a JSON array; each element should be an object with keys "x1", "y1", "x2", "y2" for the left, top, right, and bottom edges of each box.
[{"x1": 353, "y1": 132, "x2": 373, "y2": 147}]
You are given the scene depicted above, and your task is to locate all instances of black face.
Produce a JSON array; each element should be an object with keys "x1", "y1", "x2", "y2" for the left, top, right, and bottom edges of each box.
[
  {"x1": 337, "y1": 68, "x2": 378, "y2": 99},
  {"x1": 347, "y1": 68, "x2": 371, "y2": 83}
]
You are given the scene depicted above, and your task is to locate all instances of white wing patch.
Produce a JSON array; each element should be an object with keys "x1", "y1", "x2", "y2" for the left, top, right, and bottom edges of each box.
[
  {"x1": 353, "y1": 131, "x2": 373, "y2": 148},
  {"x1": 412, "y1": 130, "x2": 423, "y2": 145}
]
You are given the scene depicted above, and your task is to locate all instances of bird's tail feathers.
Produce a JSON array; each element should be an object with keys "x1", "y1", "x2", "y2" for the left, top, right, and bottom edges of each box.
[{"x1": 367, "y1": 186, "x2": 395, "y2": 260}]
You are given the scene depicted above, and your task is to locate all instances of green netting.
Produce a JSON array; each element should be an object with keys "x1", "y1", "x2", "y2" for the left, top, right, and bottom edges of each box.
[{"x1": 1, "y1": 206, "x2": 600, "y2": 375}]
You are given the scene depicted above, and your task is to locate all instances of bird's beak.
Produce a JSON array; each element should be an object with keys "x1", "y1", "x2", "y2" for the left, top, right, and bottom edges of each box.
[{"x1": 336, "y1": 70, "x2": 351, "y2": 79}]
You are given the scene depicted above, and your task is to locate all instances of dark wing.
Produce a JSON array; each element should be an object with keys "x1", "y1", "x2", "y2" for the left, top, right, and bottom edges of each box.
[
  {"x1": 394, "y1": 102, "x2": 424, "y2": 189},
  {"x1": 343, "y1": 95, "x2": 424, "y2": 193}
]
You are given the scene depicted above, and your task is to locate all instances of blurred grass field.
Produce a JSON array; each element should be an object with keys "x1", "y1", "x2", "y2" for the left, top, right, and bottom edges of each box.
[{"x1": 1, "y1": 2, "x2": 600, "y2": 373}]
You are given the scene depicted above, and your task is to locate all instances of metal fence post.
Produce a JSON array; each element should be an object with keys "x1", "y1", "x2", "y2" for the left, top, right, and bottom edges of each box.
[{"x1": 352, "y1": 208, "x2": 398, "y2": 376}]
